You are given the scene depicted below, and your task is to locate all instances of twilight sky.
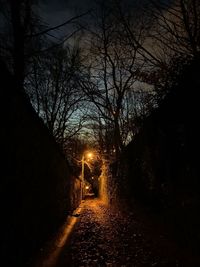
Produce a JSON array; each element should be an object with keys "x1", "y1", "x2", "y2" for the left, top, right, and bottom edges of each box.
[
  {"x1": 37, "y1": 0, "x2": 151, "y2": 41},
  {"x1": 39, "y1": 0, "x2": 97, "y2": 26},
  {"x1": 37, "y1": 0, "x2": 101, "y2": 41}
]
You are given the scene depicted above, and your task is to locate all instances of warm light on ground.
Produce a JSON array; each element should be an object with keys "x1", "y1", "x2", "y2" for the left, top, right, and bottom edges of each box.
[
  {"x1": 33, "y1": 206, "x2": 82, "y2": 267},
  {"x1": 99, "y1": 160, "x2": 109, "y2": 204}
]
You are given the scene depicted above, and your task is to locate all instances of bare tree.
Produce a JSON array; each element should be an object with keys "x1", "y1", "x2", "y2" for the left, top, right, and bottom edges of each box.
[
  {"x1": 0, "y1": 0, "x2": 90, "y2": 89},
  {"x1": 78, "y1": 1, "x2": 152, "y2": 158},
  {"x1": 26, "y1": 45, "x2": 87, "y2": 149},
  {"x1": 119, "y1": 0, "x2": 200, "y2": 87},
  {"x1": 148, "y1": 0, "x2": 200, "y2": 58}
]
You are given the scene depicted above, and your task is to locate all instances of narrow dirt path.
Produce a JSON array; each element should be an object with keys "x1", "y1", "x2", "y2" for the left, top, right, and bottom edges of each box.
[{"x1": 47, "y1": 198, "x2": 199, "y2": 267}]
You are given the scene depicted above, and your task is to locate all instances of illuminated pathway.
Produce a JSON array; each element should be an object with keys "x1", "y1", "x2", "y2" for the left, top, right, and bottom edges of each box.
[{"x1": 34, "y1": 198, "x2": 199, "y2": 267}]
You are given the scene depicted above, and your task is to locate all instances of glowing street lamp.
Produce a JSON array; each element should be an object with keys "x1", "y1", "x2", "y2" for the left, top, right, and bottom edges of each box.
[{"x1": 87, "y1": 153, "x2": 93, "y2": 159}]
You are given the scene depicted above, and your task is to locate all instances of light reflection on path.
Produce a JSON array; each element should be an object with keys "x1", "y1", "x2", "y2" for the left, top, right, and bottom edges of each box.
[
  {"x1": 33, "y1": 198, "x2": 186, "y2": 267},
  {"x1": 33, "y1": 205, "x2": 83, "y2": 267}
]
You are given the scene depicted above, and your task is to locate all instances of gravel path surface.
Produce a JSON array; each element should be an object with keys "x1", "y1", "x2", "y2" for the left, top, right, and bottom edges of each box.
[{"x1": 53, "y1": 198, "x2": 200, "y2": 267}]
